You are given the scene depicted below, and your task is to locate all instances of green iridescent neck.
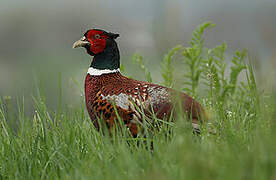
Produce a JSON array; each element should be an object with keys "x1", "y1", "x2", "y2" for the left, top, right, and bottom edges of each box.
[{"x1": 90, "y1": 39, "x2": 120, "y2": 70}]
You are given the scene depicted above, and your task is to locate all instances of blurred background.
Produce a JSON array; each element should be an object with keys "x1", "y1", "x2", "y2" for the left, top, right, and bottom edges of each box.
[{"x1": 0, "y1": 0, "x2": 276, "y2": 114}]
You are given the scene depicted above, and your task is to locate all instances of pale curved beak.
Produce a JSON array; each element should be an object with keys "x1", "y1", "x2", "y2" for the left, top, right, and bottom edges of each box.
[{"x1": 72, "y1": 39, "x2": 90, "y2": 48}]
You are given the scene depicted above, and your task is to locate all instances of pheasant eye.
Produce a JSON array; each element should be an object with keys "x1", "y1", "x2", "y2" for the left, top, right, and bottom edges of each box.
[{"x1": 94, "y1": 34, "x2": 101, "y2": 39}]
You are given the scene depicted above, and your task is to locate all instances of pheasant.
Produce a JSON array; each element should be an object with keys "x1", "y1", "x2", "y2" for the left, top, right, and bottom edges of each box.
[{"x1": 73, "y1": 29, "x2": 206, "y2": 137}]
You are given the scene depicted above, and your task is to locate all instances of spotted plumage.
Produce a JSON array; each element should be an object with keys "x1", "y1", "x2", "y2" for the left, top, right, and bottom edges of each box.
[{"x1": 73, "y1": 29, "x2": 206, "y2": 137}]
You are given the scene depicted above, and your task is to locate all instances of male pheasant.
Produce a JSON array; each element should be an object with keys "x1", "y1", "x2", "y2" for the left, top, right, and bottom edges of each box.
[{"x1": 73, "y1": 29, "x2": 206, "y2": 137}]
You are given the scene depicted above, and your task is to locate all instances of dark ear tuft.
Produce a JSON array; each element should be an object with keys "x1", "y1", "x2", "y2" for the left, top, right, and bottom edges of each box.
[{"x1": 108, "y1": 32, "x2": 120, "y2": 39}]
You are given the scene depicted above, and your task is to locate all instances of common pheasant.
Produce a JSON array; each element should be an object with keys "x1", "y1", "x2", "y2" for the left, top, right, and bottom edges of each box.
[{"x1": 73, "y1": 29, "x2": 206, "y2": 137}]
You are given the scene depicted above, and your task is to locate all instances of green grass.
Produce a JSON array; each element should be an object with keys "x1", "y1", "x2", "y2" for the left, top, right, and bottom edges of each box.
[{"x1": 1, "y1": 22, "x2": 276, "y2": 180}]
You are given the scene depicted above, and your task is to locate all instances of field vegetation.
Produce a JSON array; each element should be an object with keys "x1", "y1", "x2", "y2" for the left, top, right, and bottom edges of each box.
[{"x1": 1, "y1": 22, "x2": 275, "y2": 180}]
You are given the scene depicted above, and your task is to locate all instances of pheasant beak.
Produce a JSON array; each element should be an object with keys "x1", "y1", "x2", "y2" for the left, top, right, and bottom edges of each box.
[{"x1": 72, "y1": 37, "x2": 90, "y2": 48}]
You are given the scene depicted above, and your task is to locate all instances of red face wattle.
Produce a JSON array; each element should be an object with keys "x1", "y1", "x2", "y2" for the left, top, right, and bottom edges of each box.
[
  {"x1": 85, "y1": 30, "x2": 108, "y2": 54},
  {"x1": 73, "y1": 29, "x2": 119, "y2": 56}
]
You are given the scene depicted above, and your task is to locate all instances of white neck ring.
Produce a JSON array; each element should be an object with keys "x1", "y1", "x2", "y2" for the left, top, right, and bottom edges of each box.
[{"x1": 87, "y1": 67, "x2": 120, "y2": 76}]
